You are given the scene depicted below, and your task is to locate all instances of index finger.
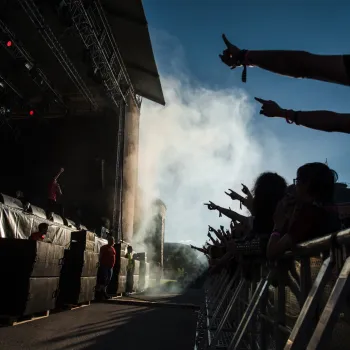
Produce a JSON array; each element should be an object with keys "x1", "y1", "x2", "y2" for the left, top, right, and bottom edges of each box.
[
  {"x1": 254, "y1": 97, "x2": 268, "y2": 105},
  {"x1": 222, "y1": 34, "x2": 232, "y2": 48}
]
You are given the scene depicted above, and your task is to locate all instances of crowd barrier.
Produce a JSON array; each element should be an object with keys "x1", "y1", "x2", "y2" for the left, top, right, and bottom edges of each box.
[{"x1": 195, "y1": 229, "x2": 350, "y2": 350}]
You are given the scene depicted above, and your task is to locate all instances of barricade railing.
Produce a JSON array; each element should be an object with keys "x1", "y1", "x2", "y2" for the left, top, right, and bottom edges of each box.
[{"x1": 194, "y1": 229, "x2": 350, "y2": 350}]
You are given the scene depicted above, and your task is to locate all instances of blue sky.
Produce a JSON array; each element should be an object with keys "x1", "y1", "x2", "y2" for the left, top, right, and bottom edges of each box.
[
  {"x1": 144, "y1": 0, "x2": 350, "y2": 178},
  {"x1": 140, "y1": 0, "x2": 350, "y2": 244}
]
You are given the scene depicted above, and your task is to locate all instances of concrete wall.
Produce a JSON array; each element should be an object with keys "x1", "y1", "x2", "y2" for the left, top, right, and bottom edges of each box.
[
  {"x1": 121, "y1": 94, "x2": 140, "y2": 244},
  {"x1": 145, "y1": 199, "x2": 166, "y2": 267}
]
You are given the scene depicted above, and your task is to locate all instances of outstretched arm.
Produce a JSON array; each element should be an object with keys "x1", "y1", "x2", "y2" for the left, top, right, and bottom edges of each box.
[
  {"x1": 248, "y1": 51, "x2": 350, "y2": 86},
  {"x1": 220, "y1": 35, "x2": 350, "y2": 86},
  {"x1": 256, "y1": 98, "x2": 350, "y2": 134},
  {"x1": 217, "y1": 206, "x2": 249, "y2": 224},
  {"x1": 54, "y1": 168, "x2": 64, "y2": 181}
]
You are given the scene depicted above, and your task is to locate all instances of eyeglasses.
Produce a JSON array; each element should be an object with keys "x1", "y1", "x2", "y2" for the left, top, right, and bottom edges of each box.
[{"x1": 293, "y1": 178, "x2": 301, "y2": 185}]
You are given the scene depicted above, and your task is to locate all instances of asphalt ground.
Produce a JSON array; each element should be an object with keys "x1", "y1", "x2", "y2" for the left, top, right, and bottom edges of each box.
[{"x1": 0, "y1": 291, "x2": 201, "y2": 350}]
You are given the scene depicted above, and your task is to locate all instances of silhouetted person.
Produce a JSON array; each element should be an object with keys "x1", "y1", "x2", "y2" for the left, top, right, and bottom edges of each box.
[
  {"x1": 29, "y1": 223, "x2": 49, "y2": 241},
  {"x1": 220, "y1": 34, "x2": 350, "y2": 87},
  {"x1": 47, "y1": 168, "x2": 64, "y2": 220},
  {"x1": 97, "y1": 236, "x2": 116, "y2": 299},
  {"x1": 125, "y1": 246, "x2": 135, "y2": 296}
]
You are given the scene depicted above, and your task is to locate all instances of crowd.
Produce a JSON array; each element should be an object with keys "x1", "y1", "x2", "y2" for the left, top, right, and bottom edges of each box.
[{"x1": 191, "y1": 35, "x2": 350, "y2": 273}]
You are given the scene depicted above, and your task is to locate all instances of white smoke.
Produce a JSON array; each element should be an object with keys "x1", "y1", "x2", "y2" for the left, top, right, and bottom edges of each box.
[
  {"x1": 136, "y1": 30, "x2": 325, "y2": 247},
  {"x1": 138, "y1": 75, "x2": 294, "y2": 246}
]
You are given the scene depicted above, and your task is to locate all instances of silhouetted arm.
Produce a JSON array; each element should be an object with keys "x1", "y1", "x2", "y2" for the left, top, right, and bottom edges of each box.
[
  {"x1": 285, "y1": 109, "x2": 350, "y2": 134},
  {"x1": 249, "y1": 51, "x2": 350, "y2": 86}
]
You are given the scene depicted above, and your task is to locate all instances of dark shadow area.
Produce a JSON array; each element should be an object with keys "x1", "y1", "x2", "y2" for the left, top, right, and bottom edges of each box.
[
  {"x1": 0, "y1": 290, "x2": 199, "y2": 350},
  {"x1": 125, "y1": 288, "x2": 204, "y2": 306}
]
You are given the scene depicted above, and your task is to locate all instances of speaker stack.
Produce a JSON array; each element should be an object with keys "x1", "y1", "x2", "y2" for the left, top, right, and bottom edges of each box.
[
  {"x1": 136, "y1": 253, "x2": 150, "y2": 291},
  {"x1": 116, "y1": 257, "x2": 128, "y2": 294},
  {"x1": 133, "y1": 259, "x2": 140, "y2": 292},
  {"x1": 107, "y1": 241, "x2": 128, "y2": 295},
  {"x1": 57, "y1": 231, "x2": 98, "y2": 306},
  {"x1": 0, "y1": 239, "x2": 64, "y2": 317}
]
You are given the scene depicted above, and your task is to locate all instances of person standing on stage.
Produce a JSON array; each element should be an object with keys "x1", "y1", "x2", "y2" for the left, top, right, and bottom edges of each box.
[
  {"x1": 29, "y1": 223, "x2": 49, "y2": 241},
  {"x1": 46, "y1": 167, "x2": 64, "y2": 220}
]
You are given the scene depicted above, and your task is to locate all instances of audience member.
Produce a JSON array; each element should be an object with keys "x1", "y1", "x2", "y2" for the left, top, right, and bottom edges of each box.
[
  {"x1": 205, "y1": 172, "x2": 287, "y2": 237},
  {"x1": 225, "y1": 184, "x2": 253, "y2": 213},
  {"x1": 255, "y1": 97, "x2": 350, "y2": 134},
  {"x1": 267, "y1": 162, "x2": 340, "y2": 259},
  {"x1": 219, "y1": 34, "x2": 350, "y2": 86}
]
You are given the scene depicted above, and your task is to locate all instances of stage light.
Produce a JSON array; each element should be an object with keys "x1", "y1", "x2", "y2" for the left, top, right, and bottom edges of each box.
[
  {"x1": 29, "y1": 110, "x2": 34, "y2": 116},
  {"x1": 25, "y1": 62, "x2": 34, "y2": 71},
  {"x1": 6, "y1": 40, "x2": 12, "y2": 47}
]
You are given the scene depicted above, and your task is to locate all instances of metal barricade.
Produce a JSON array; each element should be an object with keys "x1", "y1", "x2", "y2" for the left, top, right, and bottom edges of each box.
[{"x1": 194, "y1": 229, "x2": 350, "y2": 350}]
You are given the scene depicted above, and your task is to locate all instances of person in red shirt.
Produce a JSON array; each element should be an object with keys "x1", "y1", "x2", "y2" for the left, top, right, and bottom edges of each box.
[
  {"x1": 97, "y1": 236, "x2": 116, "y2": 299},
  {"x1": 46, "y1": 168, "x2": 64, "y2": 220},
  {"x1": 29, "y1": 223, "x2": 49, "y2": 241}
]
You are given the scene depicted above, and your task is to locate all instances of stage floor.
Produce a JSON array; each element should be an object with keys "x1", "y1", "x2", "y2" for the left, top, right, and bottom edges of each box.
[{"x1": 0, "y1": 290, "x2": 201, "y2": 350}]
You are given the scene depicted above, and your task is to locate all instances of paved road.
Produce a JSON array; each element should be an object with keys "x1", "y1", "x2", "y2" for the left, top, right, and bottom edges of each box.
[{"x1": 0, "y1": 292, "x2": 200, "y2": 350}]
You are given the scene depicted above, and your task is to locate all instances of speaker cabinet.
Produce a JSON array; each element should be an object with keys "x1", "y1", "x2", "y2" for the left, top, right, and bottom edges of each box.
[
  {"x1": 119, "y1": 257, "x2": 128, "y2": 277},
  {"x1": 117, "y1": 275, "x2": 127, "y2": 294},
  {"x1": 133, "y1": 260, "x2": 140, "y2": 276},
  {"x1": 0, "y1": 239, "x2": 64, "y2": 277},
  {"x1": 71, "y1": 230, "x2": 95, "y2": 252},
  {"x1": 62, "y1": 248, "x2": 99, "y2": 277},
  {"x1": 0, "y1": 277, "x2": 59, "y2": 316},
  {"x1": 57, "y1": 276, "x2": 96, "y2": 306}
]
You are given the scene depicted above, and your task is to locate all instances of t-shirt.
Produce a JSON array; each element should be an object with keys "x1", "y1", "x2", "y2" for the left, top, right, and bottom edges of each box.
[
  {"x1": 287, "y1": 203, "x2": 341, "y2": 244},
  {"x1": 100, "y1": 245, "x2": 116, "y2": 268},
  {"x1": 48, "y1": 180, "x2": 59, "y2": 201},
  {"x1": 29, "y1": 232, "x2": 45, "y2": 241},
  {"x1": 344, "y1": 55, "x2": 350, "y2": 84}
]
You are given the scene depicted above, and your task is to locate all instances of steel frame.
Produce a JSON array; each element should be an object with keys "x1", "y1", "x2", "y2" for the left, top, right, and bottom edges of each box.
[
  {"x1": 0, "y1": 18, "x2": 67, "y2": 109},
  {"x1": 63, "y1": 0, "x2": 141, "y2": 110},
  {"x1": 18, "y1": 0, "x2": 98, "y2": 110}
]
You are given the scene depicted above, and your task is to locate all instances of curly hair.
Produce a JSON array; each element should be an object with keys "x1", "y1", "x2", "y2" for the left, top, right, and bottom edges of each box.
[{"x1": 252, "y1": 172, "x2": 288, "y2": 234}]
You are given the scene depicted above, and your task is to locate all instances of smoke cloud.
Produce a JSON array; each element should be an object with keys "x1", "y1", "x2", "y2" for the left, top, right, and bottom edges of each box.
[
  {"x1": 138, "y1": 76, "x2": 292, "y2": 246},
  {"x1": 136, "y1": 30, "x2": 316, "y2": 247}
]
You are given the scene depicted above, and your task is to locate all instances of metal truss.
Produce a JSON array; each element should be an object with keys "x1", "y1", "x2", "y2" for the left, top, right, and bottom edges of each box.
[
  {"x1": 0, "y1": 18, "x2": 66, "y2": 109},
  {"x1": 63, "y1": 0, "x2": 141, "y2": 110},
  {"x1": 18, "y1": 0, "x2": 98, "y2": 110}
]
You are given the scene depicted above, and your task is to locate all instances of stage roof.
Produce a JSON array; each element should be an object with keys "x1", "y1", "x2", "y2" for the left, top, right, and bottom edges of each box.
[{"x1": 103, "y1": 0, "x2": 165, "y2": 106}]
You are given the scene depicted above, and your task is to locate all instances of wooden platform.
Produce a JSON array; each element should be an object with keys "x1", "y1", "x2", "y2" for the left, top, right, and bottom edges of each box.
[
  {"x1": 62, "y1": 301, "x2": 91, "y2": 311},
  {"x1": 0, "y1": 310, "x2": 50, "y2": 326}
]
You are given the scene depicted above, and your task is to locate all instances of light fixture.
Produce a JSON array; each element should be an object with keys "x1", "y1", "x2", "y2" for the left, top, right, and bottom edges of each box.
[
  {"x1": 25, "y1": 62, "x2": 34, "y2": 71},
  {"x1": 6, "y1": 40, "x2": 12, "y2": 47}
]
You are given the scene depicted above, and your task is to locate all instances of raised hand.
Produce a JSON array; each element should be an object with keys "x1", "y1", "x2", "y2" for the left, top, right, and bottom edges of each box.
[
  {"x1": 204, "y1": 201, "x2": 218, "y2": 211},
  {"x1": 255, "y1": 97, "x2": 284, "y2": 118},
  {"x1": 241, "y1": 183, "x2": 249, "y2": 195},
  {"x1": 225, "y1": 189, "x2": 242, "y2": 201},
  {"x1": 219, "y1": 34, "x2": 240, "y2": 69}
]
